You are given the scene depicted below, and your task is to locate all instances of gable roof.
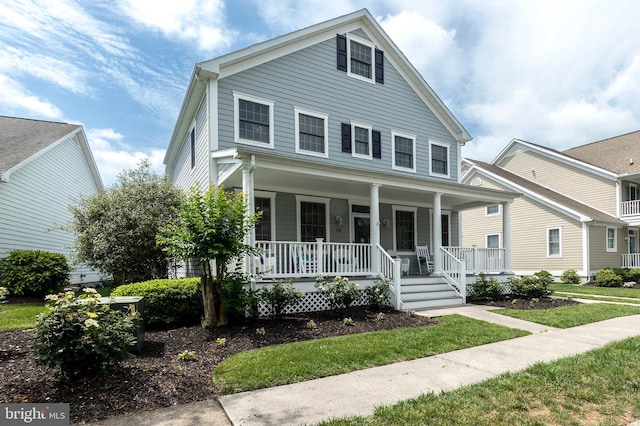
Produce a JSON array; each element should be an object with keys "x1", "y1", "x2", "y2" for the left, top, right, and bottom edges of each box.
[
  {"x1": 0, "y1": 116, "x2": 103, "y2": 189},
  {"x1": 165, "y1": 8, "x2": 471, "y2": 169},
  {"x1": 463, "y1": 158, "x2": 624, "y2": 225},
  {"x1": 562, "y1": 130, "x2": 640, "y2": 175}
]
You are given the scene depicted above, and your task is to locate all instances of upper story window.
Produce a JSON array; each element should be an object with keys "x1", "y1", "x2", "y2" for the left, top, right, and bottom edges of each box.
[
  {"x1": 392, "y1": 132, "x2": 416, "y2": 172},
  {"x1": 429, "y1": 141, "x2": 450, "y2": 178},
  {"x1": 294, "y1": 107, "x2": 328, "y2": 158},
  {"x1": 486, "y1": 204, "x2": 500, "y2": 216},
  {"x1": 353, "y1": 124, "x2": 371, "y2": 158},
  {"x1": 547, "y1": 227, "x2": 561, "y2": 257},
  {"x1": 336, "y1": 34, "x2": 384, "y2": 84},
  {"x1": 341, "y1": 122, "x2": 381, "y2": 159},
  {"x1": 233, "y1": 92, "x2": 275, "y2": 148}
]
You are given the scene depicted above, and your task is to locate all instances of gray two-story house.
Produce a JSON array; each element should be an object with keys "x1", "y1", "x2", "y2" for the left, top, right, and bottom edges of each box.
[{"x1": 164, "y1": 9, "x2": 518, "y2": 310}]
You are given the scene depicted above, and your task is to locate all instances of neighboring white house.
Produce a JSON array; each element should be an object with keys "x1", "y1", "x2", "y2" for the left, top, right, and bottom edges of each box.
[
  {"x1": 164, "y1": 9, "x2": 518, "y2": 310},
  {"x1": 0, "y1": 116, "x2": 104, "y2": 285}
]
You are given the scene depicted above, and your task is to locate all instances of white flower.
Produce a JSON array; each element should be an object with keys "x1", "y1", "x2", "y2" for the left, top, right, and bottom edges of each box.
[
  {"x1": 84, "y1": 319, "x2": 99, "y2": 328},
  {"x1": 83, "y1": 288, "x2": 98, "y2": 294}
]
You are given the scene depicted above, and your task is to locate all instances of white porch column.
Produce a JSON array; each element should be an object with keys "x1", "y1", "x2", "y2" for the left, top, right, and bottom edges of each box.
[
  {"x1": 370, "y1": 184, "x2": 381, "y2": 274},
  {"x1": 502, "y1": 201, "x2": 512, "y2": 272},
  {"x1": 582, "y1": 222, "x2": 590, "y2": 280},
  {"x1": 242, "y1": 163, "x2": 255, "y2": 276},
  {"x1": 433, "y1": 192, "x2": 442, "y2": 273}
]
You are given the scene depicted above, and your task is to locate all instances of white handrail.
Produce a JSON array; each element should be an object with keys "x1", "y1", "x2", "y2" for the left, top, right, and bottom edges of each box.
[
  {"x1": 440, "y1": 247, "x2": 466, "y2": 302},
  {"x1": 378, "y1": 245, "x2": 401, "y2": 310}
]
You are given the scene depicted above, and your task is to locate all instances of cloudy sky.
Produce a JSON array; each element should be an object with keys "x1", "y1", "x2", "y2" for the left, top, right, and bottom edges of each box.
[{"x1": 2, "y1": 0, "x2": 640, "y2": 184}]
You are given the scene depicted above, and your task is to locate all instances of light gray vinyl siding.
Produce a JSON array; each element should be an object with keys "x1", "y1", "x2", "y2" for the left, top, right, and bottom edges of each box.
[
  {"x1": 171, "y1": 94, "x2": 209, "y2": 193},
  {"x1": 217, "y1": 36, "x2": 458, "y2": 182},
  {"x1": 0, "y1": 136, "x2": 101, "y2": 284},
  {"x1": 330, "y1": 198, "x2": 350, "y2": 243},
  {"x1": 275, "y1": 193, "x2": 297, "y2": 241}
]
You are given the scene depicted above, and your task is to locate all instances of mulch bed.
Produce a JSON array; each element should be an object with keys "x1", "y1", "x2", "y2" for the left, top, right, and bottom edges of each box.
[{"x1": 0, "y1": 306, "x2": 435, "y2": 424}]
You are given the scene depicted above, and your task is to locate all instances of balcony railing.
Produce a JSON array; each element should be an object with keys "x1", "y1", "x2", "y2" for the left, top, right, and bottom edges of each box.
[{"x1": 621, "y1": 200, "x2": 640, "y2": 217}]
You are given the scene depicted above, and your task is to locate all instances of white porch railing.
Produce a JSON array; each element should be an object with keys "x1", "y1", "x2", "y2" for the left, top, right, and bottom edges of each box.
[
  {"x1": 446, "y1": 246, "x2": 506, "y2": 273},
  {"x1": 440, "y1": 247, "x2": 466, "y2": 303},
  {"x1": 378, "y1": 245, "x2": 402, "y2": 310},
  {"x1": 621, "y1": 200, "x2": 640, "y2": 216},
  {"x1": 622, "y1": 253, "x2": 640, "y2": 268}
]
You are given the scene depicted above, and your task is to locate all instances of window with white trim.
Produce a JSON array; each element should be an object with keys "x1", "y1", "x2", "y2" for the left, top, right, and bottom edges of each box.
[
  {"x1": 486, "y1": 204, "x2": 500, "y2": 216},
  {"x1": 393, "y1": 207, "x2": 417, "y2": 252},
  {"x1": 233, "y1": 92, "x2": 274, "y2": 148},
  {"x1": 430, "y1": 141, "x2": 450, "y2": 177},
  {"x1": 392, "y1": 132, "x2": 416, "y2": 172},
  {"x1": 486, "y1": 234, "x2": 500, "y2": 248},
  {"x1": 547, "y1": 227, "x2": 561, "y2": 257},
  {"x1": 352, "y1": 123, "x2": 372, "y2": 159},
  {"x1": 255, "y1": 196, "x2": 273, "y2": 241},
  {"x1": 294, "y1": 108, "x2": 328, "y2": 157},
  {"x1": 606, "y1": 227, "x2": 617, "y2": 252},
  {"x1": 296, "y1": 196, "x2": 330, "y2": 242}
]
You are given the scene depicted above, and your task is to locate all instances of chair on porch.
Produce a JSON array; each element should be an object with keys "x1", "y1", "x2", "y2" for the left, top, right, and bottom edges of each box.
[
  {"x1": 416, "y1": 245, "x2": 434, "y2": 274},
  {"x1": 388, "y1": 250, "x2": 410, "y2": 275}
]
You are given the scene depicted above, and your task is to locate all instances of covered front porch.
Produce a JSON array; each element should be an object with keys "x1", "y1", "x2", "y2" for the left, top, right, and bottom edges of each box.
[{"x1": 215, "y1": 148, "x2": 518, "y2": 310}]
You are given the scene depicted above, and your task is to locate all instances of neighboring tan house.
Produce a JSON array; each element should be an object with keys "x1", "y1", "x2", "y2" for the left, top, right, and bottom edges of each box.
[
  {"x1": 0, "y1": 116, "x2": 104, "y2": 285},
  {"x1": 461, "y1": 131, "x2": 640, "y2": 281},
  {"x1": 164, "y1": 9, "x2": 518, "y2": 310}
]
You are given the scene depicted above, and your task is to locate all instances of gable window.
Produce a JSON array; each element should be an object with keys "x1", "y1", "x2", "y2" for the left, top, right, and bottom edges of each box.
[
  {"x1": 606, "y1": 227, "x2": 617, "y2": 252},
  {"x1": 336, "y1": 34, "x2": 384, "y2": 84},
  {"x1": 294, "y1": 108, "x2": 328, "y2": 157},
  {"x1": 547, "y1": 227, "x2": 561, "y2": 257},
  {"x1": 486, "y1": 204, "x2": 500, "y2": 216},
  {"x1": 233, "y1": 92, "x2": 275, "y2": 148},
  {"x1": 394, "y1": 207, "x2": 416, "y2": 251},
  {"x1": 255, "y1": 196, "x2": 273, "y2": 241},
  {"x1": 189, "y1": 128, "x2": 195, "y2": 169},
  {"x1": 392, "y1": 132, "x2": 416, "y2": 172},
  {"x1": 430, "y1": 141, "x2": 449, "y2": 177}
]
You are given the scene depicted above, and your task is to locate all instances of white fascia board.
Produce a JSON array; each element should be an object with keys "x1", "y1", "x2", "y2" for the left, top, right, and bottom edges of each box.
[{"x1": 74, "y1": 127, "x2": 105, "y2": 191}]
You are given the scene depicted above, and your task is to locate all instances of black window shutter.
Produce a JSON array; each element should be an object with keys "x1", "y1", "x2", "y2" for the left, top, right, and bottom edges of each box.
[
  {"x1": 337, "y1": 34, "x2": 347, "y2": 72},
  {"x1": 375, "y1": 49, "x2": 384, "y2": 84},
  {"x1": 372, "y1": 130, "x2": 381, "y2": 158},
  {"x1": 341, "y1": 123, "x2": 351, "y2": 152}
]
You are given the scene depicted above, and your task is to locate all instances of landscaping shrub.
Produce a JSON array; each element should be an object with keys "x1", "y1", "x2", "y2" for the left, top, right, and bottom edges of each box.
[
  {"x1": 467, "y1": 274, "x2": 505, "y2": 302},
  {"x1": 315, "y1": 275, "x2": 362, "y2": 315},
  {"x1": 560, "y1": 269, "x2": 582, "y2": 285},
  {"x1": 31, "y1": 289, "x2": 136, "y2": 378},
  {"x1": 222, "y1": 272, "x2": 259, "y2": 324},
  {"x1": 611, "y1": 268, "x2": 640, "y2": 283},
  {"x1": 507, "y1": 275, "x2": 551, "y2": 299},
  {"x1": 0, "y1": 250, "x2": 71, "y2": 297},
  {"x1": 533, "y1": 269, "x2": 555, "y2": 286},
  {"x1": 595, "y1": 269, "x2": 623, "y2": 287},
  {"x1": 363, "y1": 277, "x2": 391, "y2": 311},
  {"x1": 112, "y1": 278, "x2": 202, "y2": 328},
  {"x1": 260, "y1": 280, "x2": 304, "y2": 320}
]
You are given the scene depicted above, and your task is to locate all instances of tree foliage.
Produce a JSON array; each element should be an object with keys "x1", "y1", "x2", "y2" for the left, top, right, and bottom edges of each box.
[
  {"x1": 69, "y1": 160, "x2": 182, "y2": 284},
  {"x1": 157, "y1": 185, "x2": 259, "y2": 327}
]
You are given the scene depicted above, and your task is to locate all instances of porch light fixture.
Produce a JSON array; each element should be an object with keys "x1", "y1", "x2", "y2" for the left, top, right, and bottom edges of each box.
[
  {"x1": 382, "y1": 218, "x2": 391, "y2": 227},
  {"x1": 335, "y1": 215, "x2": 343, "y2": 225}
]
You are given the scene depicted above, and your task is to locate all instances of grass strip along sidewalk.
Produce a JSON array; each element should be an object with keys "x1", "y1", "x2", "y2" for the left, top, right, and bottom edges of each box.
[
  {"x1": 214, "y1": 315, "x2": 529, "y2": 394},
  {"x1": 495, "y1": 303, "x2": 640, "y2": 328}
]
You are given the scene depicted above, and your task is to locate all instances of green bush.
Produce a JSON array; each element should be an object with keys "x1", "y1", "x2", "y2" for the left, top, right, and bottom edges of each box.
[
  {"x1": 507, "y1": 275, "x2": 551, "y2": 299},
  {"x1": 595, "y1": 269, "x2": 623, "y2": 287},
  {"x1": 533, "y1": 270, "x2": 555, "y2": 286},
  {"x1": 31, "y1": 289, "x2": 136, "y2": 378},
  {"x1": 222, "y1": 273, "x2": 259, "y2": 324},
  {"x1": 560, "y1": 269, "x2": 582, "y2": 285},
  {"x1": 261, "y1": 280, "x2": 304, "y2": 320},
  {"x1": 315, "y1": 275, "x2": 362, "y2": 315},
  {"x1": 0, "y1": 250, "x2": 71, "y2": 297},
  {"x1": 468, "y1": 274, "x2": 505, "y2": 302},
  {"x1": 363, "y1": 277, "x2": 391, "y2": 311},
  {"x1": 611, "y1": 268, "x2": 640, "y2": 283},
  {"x1": 112, "y1": 278, "x2": 202, "y2": 328}
]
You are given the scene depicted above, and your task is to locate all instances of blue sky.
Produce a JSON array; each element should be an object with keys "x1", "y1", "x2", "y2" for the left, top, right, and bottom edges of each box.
[{"x1": 2, "y1": 0, "x2": 640, "y2": 184}]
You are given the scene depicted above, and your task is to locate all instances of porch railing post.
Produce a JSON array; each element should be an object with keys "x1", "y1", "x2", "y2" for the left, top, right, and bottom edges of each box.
[
  {"x1": 458, "y1": 259, "x2": 466, "y2": 303},
  {"x1": 472, "y1": 245, "x2": 478, "y2": 273},
  {"x1": 316, "y1": 238, "x2": 324, "y2": 275},
  {"x1": 393, "y1": 258, "x2": 402, "y2": 310}
]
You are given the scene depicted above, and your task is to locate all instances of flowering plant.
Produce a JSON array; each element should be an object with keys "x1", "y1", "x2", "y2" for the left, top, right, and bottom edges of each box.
[
  {"x1": 31, "y1": 288, "x2": 137, "y2": 378},
  {"x1": 0, "y1": 286, "x2": 8, "y2": 306},
  {"x1": 363, "y1": 278, "x2": 390, "y2": 311},
  {"x1": 315, "y1": 275, "x2": 361, "y2": 315}
]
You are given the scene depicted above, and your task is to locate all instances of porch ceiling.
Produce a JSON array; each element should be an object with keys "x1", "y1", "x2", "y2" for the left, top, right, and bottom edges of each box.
[{"x1": 220, "y1": 149, "x2": 519, "y2": 210}]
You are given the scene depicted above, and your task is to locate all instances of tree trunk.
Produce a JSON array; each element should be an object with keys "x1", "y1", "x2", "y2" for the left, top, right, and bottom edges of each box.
[{"x1": 201, "y1": 275, "x2": 217, "y2": 328}]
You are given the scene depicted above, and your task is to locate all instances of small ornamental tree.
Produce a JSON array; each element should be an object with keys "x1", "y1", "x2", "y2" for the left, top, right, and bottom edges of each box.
[{"x1": 157, "y1": 185, "x2": 260, "y2": 327}]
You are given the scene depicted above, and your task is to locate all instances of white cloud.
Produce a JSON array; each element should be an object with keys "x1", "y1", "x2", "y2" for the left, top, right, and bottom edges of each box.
[
  {"x1": 0, "y1": 74, "x2": 63, "y2": 119},
  {"x1": 116, "y1": 0, "x2": 235, "y2": 53},
  {"x1": 86, "y1": 128, "x2": 166, "y2": 185}
]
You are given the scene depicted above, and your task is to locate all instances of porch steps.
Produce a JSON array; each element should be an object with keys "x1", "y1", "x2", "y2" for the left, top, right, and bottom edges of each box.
[{"x1": 400, "y1": 276, "x2": 463, "y2": 310}]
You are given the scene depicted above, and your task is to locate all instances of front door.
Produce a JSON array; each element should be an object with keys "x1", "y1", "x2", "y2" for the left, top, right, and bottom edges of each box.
[{"x1": 353, "y1": 215, "x2": 370, "y2": 243}]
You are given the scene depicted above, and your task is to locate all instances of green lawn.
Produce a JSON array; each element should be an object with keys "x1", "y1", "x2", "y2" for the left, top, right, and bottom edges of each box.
[
  {"x1": 0, "y1": 303, "x2": 47, "y2": 331},
  {"x1": 321, "y1": 336, "x2": 640, "y2": 425},
  {"x1": 495, "y1": 302, "x2": 640, "y2": 328},
  {"x1": 550, "y1": 283, "x2": 640, "y2": 299},
  {"x1": 213, "y1": 315, "x2": 529, "y2": 394}
]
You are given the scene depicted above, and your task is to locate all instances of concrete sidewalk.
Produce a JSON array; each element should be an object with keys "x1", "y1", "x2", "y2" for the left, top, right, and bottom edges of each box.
[{"x1": 91, "y1": 305, "x2": 640, "y2": 426}]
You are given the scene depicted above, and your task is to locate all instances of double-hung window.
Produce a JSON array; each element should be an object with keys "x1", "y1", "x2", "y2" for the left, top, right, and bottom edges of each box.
[
  {"x1": 294, "y1": 108, "x2": 328, "y2": 157},
  {"x1": 350, "y1": 39, "x2": 372, "y2": 79},
  {"x1": 233, "y1": 92, "x2": 274, "y2": 148},
  {"x1": 352, "y1": 123, "x2": 372, "y2": 159},
  {"x1": 430, "y1": 141, "x2": 450, "y2": 178},
  {"x1": 547, "y1": 227, "x2": 561, "y2": 257},
  {"x1": 394, "y1": 207, "x2": 416, "y2": 251},
  {"x1": 297, "y1": 196, "x2": 330, "y2": 243},
  {"x1": 255, "y1": 196, "x2": 273, "y2": 241},
  {"x1": 392, "y1": 132, "x2": 416, "y2": 172},
  {"x1": 606, "y1": 227, "x2": 617, "y2": 252},
  {"x1": 337, "y1": 34, "x2": 384, "y2": 84}
]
